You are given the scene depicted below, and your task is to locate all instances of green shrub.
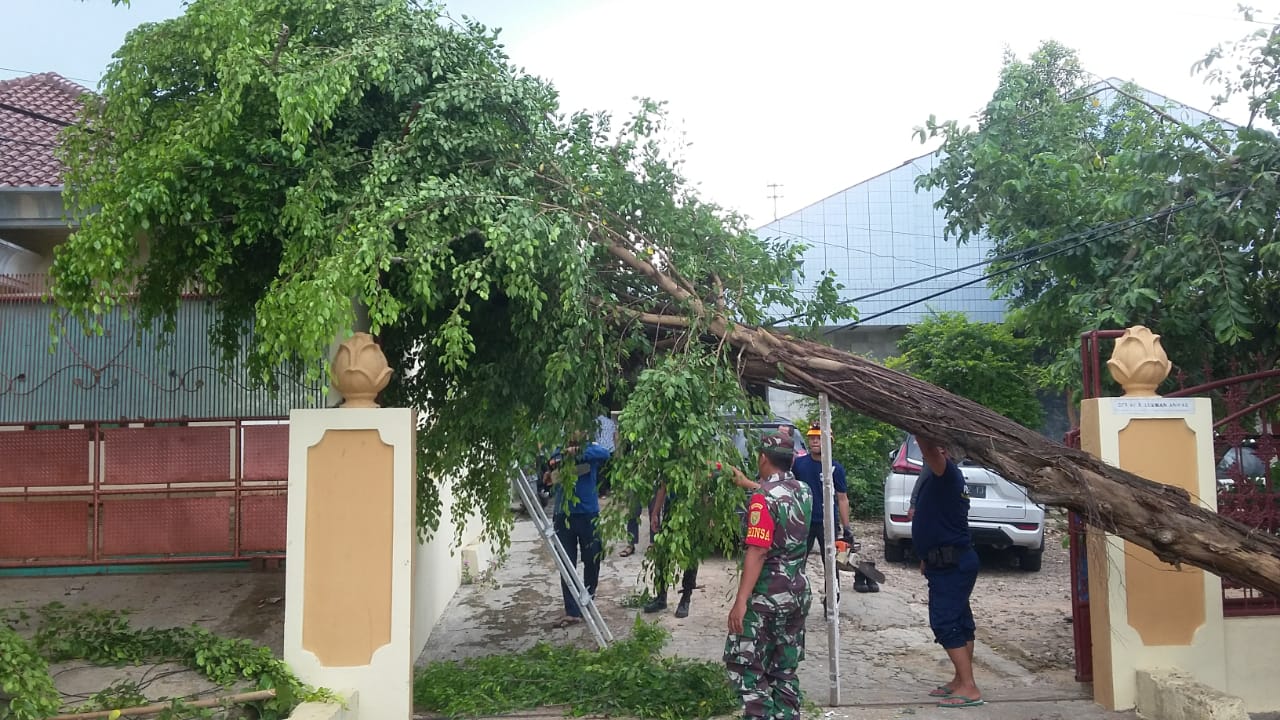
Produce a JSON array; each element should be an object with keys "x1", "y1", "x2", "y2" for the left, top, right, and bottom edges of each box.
[
  {"x1": 414, "y1": 619, "x2": 737, "y2": 719},
  {"x1": 0, "y1": 626, "x2": 60, "y2": 720}
]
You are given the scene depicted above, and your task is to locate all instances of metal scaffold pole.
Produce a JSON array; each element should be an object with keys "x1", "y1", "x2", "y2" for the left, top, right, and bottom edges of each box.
[{"x1": 820, "y1": 392, "x2": 841, "y2": 705}]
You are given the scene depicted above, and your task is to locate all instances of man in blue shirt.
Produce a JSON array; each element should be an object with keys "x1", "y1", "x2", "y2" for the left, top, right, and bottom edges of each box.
[
  {"x1": 550, "y1": 433, "x2": 612, "y2": 628},
  {"x1": 792, "y1": 424, "x2": 880, "y2": 593},
  {"x1": 912, "y1": 436, "x2": 983, "y2": 708}
]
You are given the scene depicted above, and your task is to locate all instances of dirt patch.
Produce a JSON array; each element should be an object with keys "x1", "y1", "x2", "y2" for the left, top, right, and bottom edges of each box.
[{"x1": 857, "y1": 509, "x2": 1076, "y2": 678}]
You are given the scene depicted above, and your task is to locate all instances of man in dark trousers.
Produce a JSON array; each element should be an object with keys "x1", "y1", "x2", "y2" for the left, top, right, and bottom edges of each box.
[
  {"x1": 792, "y1": 423, "x2": 880, "y2": 593},
  {"x1": 722, "y1": 431, "x2": 812, "y2": 720},
  {"x1": 642, "y1": 479, "x2": 698, "y2": 617},
  {"x1": 550, "y1": 433, "x2": 612, "y2": 628},
  {"x1": 913, "y1": 436, "x2": 983, "y2": 708}
]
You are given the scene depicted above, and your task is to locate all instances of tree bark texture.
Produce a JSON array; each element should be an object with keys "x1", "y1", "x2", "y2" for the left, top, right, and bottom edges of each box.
[{"x1": 717, "y1": 323, "x2": 1280, "y2": 597}]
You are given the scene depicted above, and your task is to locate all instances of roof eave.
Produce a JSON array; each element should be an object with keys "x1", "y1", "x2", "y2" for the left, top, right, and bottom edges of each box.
[{"x1": 0, "y1": 185, "x2": 71, "y2": 228}]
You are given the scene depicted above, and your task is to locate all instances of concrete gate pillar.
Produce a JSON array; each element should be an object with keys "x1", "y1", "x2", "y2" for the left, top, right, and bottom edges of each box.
[
  {"x1": 1079, "y1": 326, "x2": 1225, "y2": 710},
  {"x1": 284, "y1": 333, "x2": 417, "y2": 719}
]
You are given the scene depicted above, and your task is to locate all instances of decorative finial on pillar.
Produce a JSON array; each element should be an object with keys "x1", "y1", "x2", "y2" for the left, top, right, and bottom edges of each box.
[
  {"x1": 1106, "y1": 325, "x2": 1171, "y2": 397},
  {"x1": 330, "y1": 332, "x2": 392, "y2": 408}
]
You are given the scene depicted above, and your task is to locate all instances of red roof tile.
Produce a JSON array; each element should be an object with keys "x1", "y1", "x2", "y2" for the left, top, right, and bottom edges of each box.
[{"x1": 0, "y1": 73, "x2": 90, "y2": 188}]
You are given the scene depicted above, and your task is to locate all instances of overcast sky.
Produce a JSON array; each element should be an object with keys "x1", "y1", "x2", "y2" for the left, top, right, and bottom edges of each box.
[{"x1": 3, "y1": 0, "x2": 1276, "y2": 223}]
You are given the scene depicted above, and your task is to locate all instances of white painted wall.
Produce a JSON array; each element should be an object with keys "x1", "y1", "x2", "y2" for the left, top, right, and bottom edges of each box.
[
  {"x1": 409, "y1": 471, "x2": 497, "y2": 661},
  {"x1": 1225, "y1": 616, "x2": 1280, "y2": 711}
]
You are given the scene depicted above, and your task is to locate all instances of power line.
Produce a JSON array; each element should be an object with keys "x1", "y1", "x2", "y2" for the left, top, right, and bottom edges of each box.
[
  {"x1": 762, "y1": 218, "x2": 970, "y2": 243},
  {"x1": 767, "y1": 225, "x2": 986, "y2": 279},
  {"x1": 0, "y1": 101, "x2": 72, "y2": 128},
  {"x1": 766, "y1": 223, "x2": 1091, "y2": 327},
  {"x1": 817, "y1": 195, "x2": 1216, "y2": 333},
  {"x1": 818, "y1": 192, "x2": 1221, "y2": 330},
  {"x1": 0, "y1": 66, "x2": 97, "y2": 86},
  {"x1": 833, "y1": 235, "x2": 1099, "y2": 330}
]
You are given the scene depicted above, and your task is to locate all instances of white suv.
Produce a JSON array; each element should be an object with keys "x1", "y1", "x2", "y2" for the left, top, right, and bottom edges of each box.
[{"x1": 882, "y1": 435, "x2": 1046, "y2": 571}]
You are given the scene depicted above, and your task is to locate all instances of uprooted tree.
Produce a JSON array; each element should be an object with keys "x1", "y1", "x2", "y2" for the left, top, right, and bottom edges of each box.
[{"x1": 52, "y1": 0, "x2": 1280, "y2": 594}]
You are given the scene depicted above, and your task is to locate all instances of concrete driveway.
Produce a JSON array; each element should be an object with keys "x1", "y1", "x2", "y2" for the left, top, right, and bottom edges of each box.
[
  {"x1": 2, "y1": 513, "x2": 1134, "y2": 719},
  {"x1": 418, "y1": 516, "x2": 1135, "y2": 719}
]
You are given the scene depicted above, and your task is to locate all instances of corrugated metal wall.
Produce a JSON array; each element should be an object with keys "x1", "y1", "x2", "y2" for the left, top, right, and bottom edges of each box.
[{"x1": 0, "y1": 274, "x2": 324, "y2": 423}]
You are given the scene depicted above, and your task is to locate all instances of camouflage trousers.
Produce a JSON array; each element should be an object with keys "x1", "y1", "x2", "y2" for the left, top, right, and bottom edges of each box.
[{"x1": 723, "y1": 601, "x2": 808, "y2": 720}]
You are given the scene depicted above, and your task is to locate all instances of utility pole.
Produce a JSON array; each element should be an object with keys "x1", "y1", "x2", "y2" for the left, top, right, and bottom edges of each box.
[{"x1": 766, "y1": 183, "x2": 784, "y2": 221}]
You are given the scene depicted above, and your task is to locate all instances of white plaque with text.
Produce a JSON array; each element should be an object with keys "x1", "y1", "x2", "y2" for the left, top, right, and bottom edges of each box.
[{"x1": 1109, "y1": 397, "x2": 1195, "y2": 416}]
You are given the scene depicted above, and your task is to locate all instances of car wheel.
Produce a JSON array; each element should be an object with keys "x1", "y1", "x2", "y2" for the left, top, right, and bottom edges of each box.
[
  {"x1": 883, "y1": 528, "x2": 907, "y2": 563},
  {"x1": 1018, "y1": 539, "x2": 1044, "y2": 572}
]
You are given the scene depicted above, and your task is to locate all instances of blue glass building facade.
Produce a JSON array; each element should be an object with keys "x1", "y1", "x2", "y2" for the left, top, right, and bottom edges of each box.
[
  {"x1": 757, "y1": 151, "x2": 1006, "y2": 329},
  {"x1": 758, "y1": 80, "x2": 1226, "y2": 333}
]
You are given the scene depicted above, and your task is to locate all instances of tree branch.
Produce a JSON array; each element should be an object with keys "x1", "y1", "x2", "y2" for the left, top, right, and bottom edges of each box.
[{"x1": 603, "y1": 237, "x2": 701, "y2": 311}]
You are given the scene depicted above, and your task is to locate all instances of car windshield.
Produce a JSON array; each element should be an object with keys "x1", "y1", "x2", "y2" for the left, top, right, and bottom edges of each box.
[
  {"x1": 901, "y1": 434, "x2": 982, "y2": 468},
  {"x1": 1218, "y1": 446, "x2": 1267, "y2": 478},
  {"x1": 728, "y1": 418, "x2": 805, "y2": 461}
]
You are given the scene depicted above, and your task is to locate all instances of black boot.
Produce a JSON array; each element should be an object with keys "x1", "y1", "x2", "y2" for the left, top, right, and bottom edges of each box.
[
  {"x1": 642, "y1": 592, "x2": 668, "y2": 613},
  {"x1": 854, "y1": 572, "x2": 871, "y2": 593},
  {"x1": 854, "y1": 570, "x2": 881, "y2": 593},
  {"x1": 674, "y1": 592, "x2": 691, "y2": 618}
]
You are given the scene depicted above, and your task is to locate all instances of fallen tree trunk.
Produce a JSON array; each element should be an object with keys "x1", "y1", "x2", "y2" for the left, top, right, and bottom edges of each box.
[
  {"x1": 718, "y1": 322, "x2": 1280, "y2": 597},
  {"x1": 607, "y1": 231, "x2": 1280, "y2": 597}
]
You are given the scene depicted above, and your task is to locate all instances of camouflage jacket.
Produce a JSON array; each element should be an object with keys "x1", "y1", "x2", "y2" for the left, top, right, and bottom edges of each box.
[{"x1": 742, "y1": 470, "x2": 812, "y2": 612}]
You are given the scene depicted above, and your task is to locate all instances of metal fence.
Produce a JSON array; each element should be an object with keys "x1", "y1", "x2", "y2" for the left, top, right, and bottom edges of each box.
[
  {"x1": 0, "y1": 273, "x2": 325, "y2": 423},
  {"x1": 0, "y1": 419, "x2": 289, "y2": 566}
]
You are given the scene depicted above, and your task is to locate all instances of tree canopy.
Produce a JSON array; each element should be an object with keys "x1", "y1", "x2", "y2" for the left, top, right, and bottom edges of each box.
[
  {"x1": 51, "y1": 0, "x2": 844, "y2": 568},
  {"x1": 48, "y1": 0, "x2": 1280, "y2": 596},
  {"x1": 888, "y1": 312, "x2": 1044, "y2": 429},
  {"x1": 916, "y1": 36, "x2": 1280, "y2": 389}
]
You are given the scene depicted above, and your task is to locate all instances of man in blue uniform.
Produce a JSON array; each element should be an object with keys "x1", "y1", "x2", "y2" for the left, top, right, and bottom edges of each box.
[
  {"x1": 550, "y1": 434, "x2": 612, "y2": 628},
  {"x1": 791, "y1": 423, "x2": 880, "y2": 593},
  {"x1": 912, "y1": 436, "x2": 983, "y2": 708}
]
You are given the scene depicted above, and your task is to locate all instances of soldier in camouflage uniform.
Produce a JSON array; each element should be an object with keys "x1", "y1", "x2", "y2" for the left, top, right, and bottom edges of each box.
[{"x1": 723, "y1": 431, "x2": 813, "y2": 720}]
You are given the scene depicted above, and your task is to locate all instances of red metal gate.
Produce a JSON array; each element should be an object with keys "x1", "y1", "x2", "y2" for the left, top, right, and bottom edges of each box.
[
  {"x1": 0, "y1": 419, "x2": 289, "y2": 567},
  {"x1": 1068, "y1": 330, "x2": 1280, "y2": 681},
  {"x1": 1168, "y1": 369, "x2": 1280, "y2": 617}
]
